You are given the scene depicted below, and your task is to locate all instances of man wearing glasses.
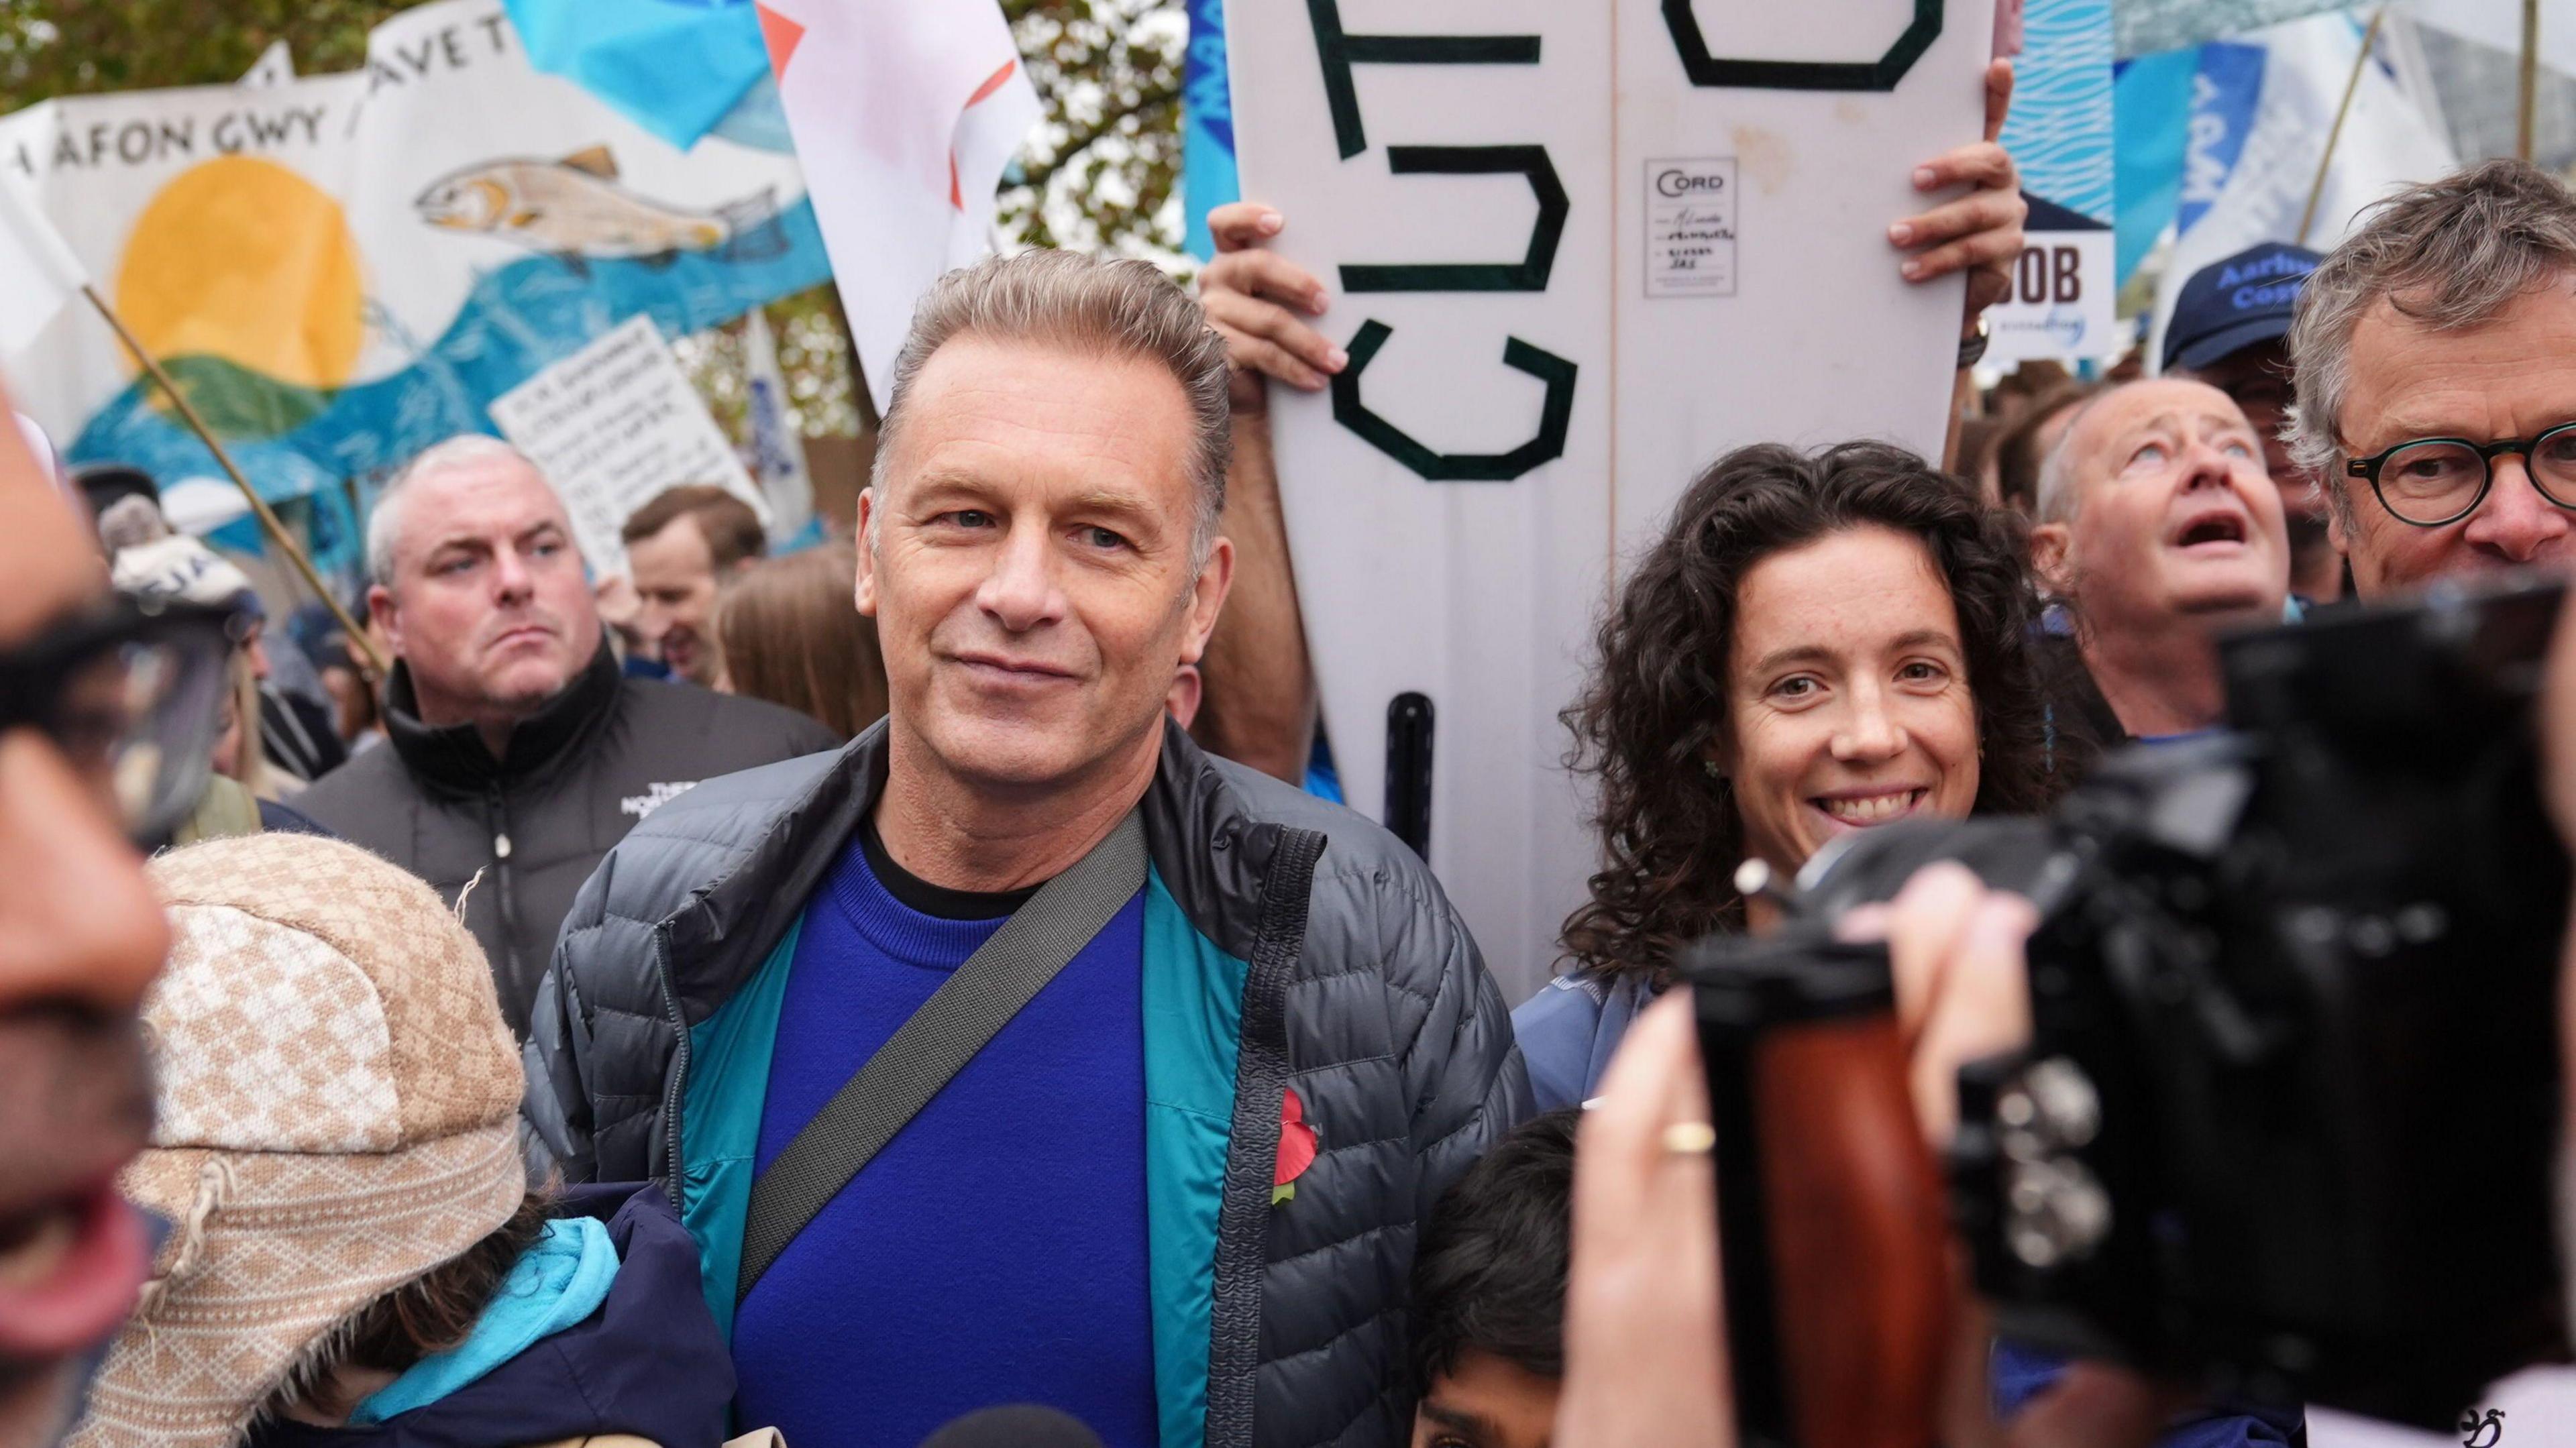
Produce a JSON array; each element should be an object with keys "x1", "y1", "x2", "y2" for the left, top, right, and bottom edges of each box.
[
  {"x1": 0, "y1": 414, "x2": 235, "y2": 1445},
  {"x1": 2288, "y1": 159, "x2": 2576, "y2": 596}
]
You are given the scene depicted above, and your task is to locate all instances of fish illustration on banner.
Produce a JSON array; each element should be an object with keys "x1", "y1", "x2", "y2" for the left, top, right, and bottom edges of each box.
[
  {"x1": 413, "y1": 146, "x2": 787, "y2": 266},
  {"x1": 0, "y1": 0, "x2": 832, "y2": 573}
]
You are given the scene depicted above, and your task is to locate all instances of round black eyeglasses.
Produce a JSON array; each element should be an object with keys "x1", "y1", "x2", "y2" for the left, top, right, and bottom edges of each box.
[{"x1": 2344, "y1": 422, "x2": 2576, "y2": 528}]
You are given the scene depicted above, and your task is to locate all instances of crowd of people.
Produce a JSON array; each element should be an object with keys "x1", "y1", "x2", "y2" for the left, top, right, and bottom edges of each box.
[{"x1": 3, "y1": 85, "x2": 2576, "y2": 1448}]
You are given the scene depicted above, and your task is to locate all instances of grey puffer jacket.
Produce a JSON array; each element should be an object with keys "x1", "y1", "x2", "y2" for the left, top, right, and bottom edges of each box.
[{"x1": 521, "y1": 719, "x2": 1529, "y2": 1448}]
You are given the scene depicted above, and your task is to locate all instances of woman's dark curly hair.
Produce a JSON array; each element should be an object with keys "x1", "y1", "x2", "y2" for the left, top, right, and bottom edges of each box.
[{"x1": 1560, "y1": 441, "x2": 2057, "y2": 981}]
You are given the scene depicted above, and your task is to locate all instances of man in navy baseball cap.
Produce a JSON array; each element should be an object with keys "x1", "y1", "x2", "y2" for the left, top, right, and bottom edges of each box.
[{"x1": 2161, "y1": 240, "x2": 2337, "y2": 599}]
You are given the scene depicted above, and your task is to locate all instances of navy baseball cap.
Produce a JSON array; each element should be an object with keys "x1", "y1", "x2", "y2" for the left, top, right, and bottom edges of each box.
[{"x1": 2161, "y1": 241, "x2": 2325, "y2": 374}]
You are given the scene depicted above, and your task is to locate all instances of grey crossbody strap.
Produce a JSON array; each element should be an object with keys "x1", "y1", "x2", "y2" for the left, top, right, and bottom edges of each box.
[{"x1": 736, "y1": 809, "x2": 1148, "y2": 1304}]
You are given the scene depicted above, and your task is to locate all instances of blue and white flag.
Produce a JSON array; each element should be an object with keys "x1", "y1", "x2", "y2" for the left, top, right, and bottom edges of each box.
[
  {"x1": 2147, "y1": 12, "x2": 2454, "y2": 368},
  {"x1": 502, "y1": 0, "x2": 775, "y2": 152}
]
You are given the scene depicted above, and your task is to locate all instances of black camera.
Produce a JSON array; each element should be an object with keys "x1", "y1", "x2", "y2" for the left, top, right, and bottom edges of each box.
[{"x1": 1688, "y1": 575, "x2": 2571, "y2": 1439}]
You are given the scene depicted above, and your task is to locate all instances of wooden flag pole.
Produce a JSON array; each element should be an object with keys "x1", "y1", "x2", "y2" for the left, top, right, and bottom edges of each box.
[
  {"x1": 2522, "y1": 0, "x2": 2542, "y2": 162},
  {"x1": 2298, "y1": 7, "x2": 2387, "y2": 247},
  {"x1": 79, "y1": 284, "x2": 386, "y2": 678}
]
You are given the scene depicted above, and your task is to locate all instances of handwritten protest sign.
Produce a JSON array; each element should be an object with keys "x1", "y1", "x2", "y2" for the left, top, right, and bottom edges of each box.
[
  {"x1": 489, "y1": 315, "x2": 763, "y2": 575},
  {"x1": 1232, "y1": 0, "x2": 1995, "y2": 996}
]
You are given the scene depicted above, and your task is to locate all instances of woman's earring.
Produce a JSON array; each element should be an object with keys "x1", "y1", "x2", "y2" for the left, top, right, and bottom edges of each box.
[{"x1": 1703, "y1": 759, "x2": 1725, "y2": 782}]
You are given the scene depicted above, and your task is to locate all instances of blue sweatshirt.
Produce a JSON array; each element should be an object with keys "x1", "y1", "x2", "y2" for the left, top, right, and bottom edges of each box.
[{"x1": 730, "y1": 820, "x2": 1157, "y2": 1448}]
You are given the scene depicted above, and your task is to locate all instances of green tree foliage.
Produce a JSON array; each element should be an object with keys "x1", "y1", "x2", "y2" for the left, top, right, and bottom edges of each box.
[
  {"x1": 0, "y1": 0, "x2": 414, "y2": 104},
  {"x1": 1003, "y1": 0, "x2": 1186, "y2": 267}
]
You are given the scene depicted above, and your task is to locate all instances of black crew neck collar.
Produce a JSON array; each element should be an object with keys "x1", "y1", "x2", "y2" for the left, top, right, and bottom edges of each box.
[
  {"x1": 384, "y1": 637, "x2": 623, "y2": 794},
  {"x1": 860, "y1": 812, "x2": 1045, "y2": 921}
]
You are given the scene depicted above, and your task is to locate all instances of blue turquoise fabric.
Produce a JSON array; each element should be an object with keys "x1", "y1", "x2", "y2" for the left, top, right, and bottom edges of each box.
[
  {"x1": 350, "y1": 1215, "x2": 620, "y2": 1425},
  {"x1": 679, "y1": 916, "x2": 804, "y2": 1343},
  {"x1": 502, "y1": 0, "x2": 771, "y2": 151},
  {"x1": 1140, "y1": 873, "x2": 1246, "y2": 1448}
]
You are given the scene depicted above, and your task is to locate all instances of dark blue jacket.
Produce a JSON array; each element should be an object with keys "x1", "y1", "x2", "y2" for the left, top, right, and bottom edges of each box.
[{"x1": 244, "y1": 1182, "x2": 733, "y2": 1448}]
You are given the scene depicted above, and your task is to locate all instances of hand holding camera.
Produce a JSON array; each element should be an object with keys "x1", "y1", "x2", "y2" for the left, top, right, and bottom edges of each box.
[{"x1": 1564, "y1": 576, "x2": 2576, "y2": 1448}]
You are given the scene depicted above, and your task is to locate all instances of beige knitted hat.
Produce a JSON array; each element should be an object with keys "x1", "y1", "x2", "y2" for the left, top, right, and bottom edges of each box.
[{"x1": 68, "y1": 834, "x2": 528, "y2": 1448}]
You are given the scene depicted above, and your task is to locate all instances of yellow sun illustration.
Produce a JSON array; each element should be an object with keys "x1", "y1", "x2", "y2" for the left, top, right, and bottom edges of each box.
[{"x1": 114, "y1": 155, "x2": 364, "y2": 392}]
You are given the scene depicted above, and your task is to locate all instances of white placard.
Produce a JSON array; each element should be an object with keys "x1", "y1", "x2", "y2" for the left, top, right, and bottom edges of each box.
[
  {"x1": 1233, "y1": 0, "x2": 1990, "y2": 999},
  {"x1": 1230, "y1": 0, "x2": 1613, "y2": 1004},
  {"x1": 2310, "y1": 1368, "x2": 2576, "y2": 1447},
  {"x1": 1990, "y1": 227, "x2": 2115, "y2": 361},
  {"x1": 1612, "y1": 0, "x2": 1983, "y2": 556},
  {"x1": 488, "y1": 314, "x2": 762, "y2": 575}
]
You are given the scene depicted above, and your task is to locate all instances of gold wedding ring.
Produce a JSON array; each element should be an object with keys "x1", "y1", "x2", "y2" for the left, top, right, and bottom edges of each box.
[{"x1": 1662, "y1": 1121, "x2": 1717, "y2": 1156}]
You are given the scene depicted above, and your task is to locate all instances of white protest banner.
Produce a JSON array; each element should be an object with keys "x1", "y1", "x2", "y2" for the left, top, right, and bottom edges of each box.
[
  {"x1": 1232, "y1": 0, "x2": 1992, "y2": 996},
  {"x1": 1612, "y1": 0, "x2": 1986, "y2": 541},
  {"x1": 0, "y1": 154, "x2": 87, "y2": 355},
  {"x1": 0, "y1": 72, "x2": 368, "y2": 452},
  {"x1": 1987, "y1": 0, "x2": 2118, "y2": 364},
  {"x1": 489, "y1": 314, "x2": 763, "y2": 576},
  {"x1": 0, "y1": 0, "x2": 831, "y2": 575},
  {"x1": 240, "y1": 40, "x2": 298, "y2": 89}
]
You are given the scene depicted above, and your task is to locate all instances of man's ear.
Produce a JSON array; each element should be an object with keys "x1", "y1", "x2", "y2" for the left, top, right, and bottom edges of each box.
[
  {"x1": 853, "y1": 488, "x2": 879, "y2": 618},
  {"x1": 2029, "y1": 522, "x2": 2074, "y2": 596},
  {"x1": 2324, "y1": 480, "x2": 2354, "y2": 557},
  {"x1": 366, "y1": 583, "x2": 401, "y2": 656},
  {"x1": 1179, "y1": 535, "x2": 1235, "y2": 667}
]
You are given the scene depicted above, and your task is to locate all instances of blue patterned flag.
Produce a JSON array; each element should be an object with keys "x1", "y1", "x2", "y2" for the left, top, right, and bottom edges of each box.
[
  {"x1": 2145, "y1": 13, "x2": 2455, "y2": 364},
  {"x1": 1182, "y1": 0, "x2": 1238, "y2": 260},
  {"x1": 1988, "y1": 0, "x2": 2121, "y2": 361}
]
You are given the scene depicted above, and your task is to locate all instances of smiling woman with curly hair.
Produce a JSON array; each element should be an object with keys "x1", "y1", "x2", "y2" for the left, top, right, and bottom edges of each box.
[{"x1": 1514, "y1": 441, "x2": 2063, "y2": 1111}]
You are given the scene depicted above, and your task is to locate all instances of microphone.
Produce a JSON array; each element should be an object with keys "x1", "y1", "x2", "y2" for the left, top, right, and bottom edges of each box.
[{"x1": 916, "y1": 1404, "x2": 1107, "y2": 1448}]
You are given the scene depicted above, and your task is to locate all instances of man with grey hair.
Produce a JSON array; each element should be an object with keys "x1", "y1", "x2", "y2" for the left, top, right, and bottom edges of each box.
[
  {"x1": 2031, "y1": 377, "x2": 2292, "y2": 744},
  {"x1": 297, "y1": 434, "x2": 837, "y2": 1033},
  {"x1": 525, "y1": 249, "x2": 1526, "y2": 1448},
  {"x1": 2288, "y1": 158, "x2": 2576, "y2": 596}
]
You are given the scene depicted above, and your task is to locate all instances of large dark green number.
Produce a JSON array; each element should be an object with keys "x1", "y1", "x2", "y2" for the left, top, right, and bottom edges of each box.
[{"x1": 1662, "y1": 0, "x2": 1943, "y2": 91}]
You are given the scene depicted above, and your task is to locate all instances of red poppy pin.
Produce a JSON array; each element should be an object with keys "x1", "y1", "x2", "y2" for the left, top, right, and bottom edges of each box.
[{"x1": 1273, "y1": 1087, "x2": 1319, "y2": 1207}]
